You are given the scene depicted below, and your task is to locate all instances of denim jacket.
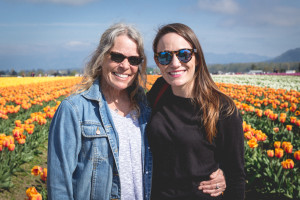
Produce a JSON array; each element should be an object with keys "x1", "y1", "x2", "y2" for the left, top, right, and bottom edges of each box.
[{"x1": 47, "y1": 79, "x2": 153, "y2": 200}]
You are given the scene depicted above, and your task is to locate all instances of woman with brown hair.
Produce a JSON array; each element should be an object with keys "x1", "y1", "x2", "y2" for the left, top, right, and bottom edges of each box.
[{"x1": 147, "y1": 23, "x2": 245, "y2": 200}]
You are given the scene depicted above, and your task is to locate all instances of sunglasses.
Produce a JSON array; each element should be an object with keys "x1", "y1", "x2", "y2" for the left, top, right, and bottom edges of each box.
[
  {"x1": 110, "y1": 52, "x2": 143, "y2": 66},
  {"x1": 155, "y1": 48, "x2": 197, "y2": 65}
]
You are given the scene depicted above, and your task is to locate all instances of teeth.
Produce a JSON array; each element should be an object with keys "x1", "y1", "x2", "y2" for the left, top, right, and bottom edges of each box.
[
  {"x1": 114, "y1": 73, "x2": 129, "y2": 78},
  {"x1": 169, "y1": 71, "x2": 184, "y2": 75}
]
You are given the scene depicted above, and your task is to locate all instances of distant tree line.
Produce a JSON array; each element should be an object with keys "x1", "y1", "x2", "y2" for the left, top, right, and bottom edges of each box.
[
  {"x1": 208, "y1": 62, "x2": 300, "y2": 74},
  {"x1": 0, "y1": 68, "x2": 82, "y2": 77},
  {"x1": 1, "y1": 62, "x2": 299, "y2": 77}
]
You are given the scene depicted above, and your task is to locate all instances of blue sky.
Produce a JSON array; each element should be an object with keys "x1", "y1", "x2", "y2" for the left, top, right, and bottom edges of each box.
[{"x1": 0, "y1": 0, "x2": 300, "y2": 71}]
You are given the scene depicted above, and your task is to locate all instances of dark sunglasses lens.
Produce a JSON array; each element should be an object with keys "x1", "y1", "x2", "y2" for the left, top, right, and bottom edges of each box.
[
  {"x1": 157, "y1": 52, "x2": 172, "y2": 65},
  {"x1": 128, "y1": 57, "x2": 142, "y2": 65},
  {"x1": 177, "y1": 49, "x2": 193, "y2": 63},
  {"x1": 110, "y1": 53, "x2": 125, "y2": 63}
]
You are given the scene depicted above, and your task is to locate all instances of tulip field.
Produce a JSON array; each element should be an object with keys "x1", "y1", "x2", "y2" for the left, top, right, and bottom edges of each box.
[{"x1": 0, "y1": 75, "x2": 299, "y2": 199}]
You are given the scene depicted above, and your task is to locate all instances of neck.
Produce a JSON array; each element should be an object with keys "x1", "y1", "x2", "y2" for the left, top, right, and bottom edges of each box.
[
  {"x1": 101, "y1": 79, "x2": 132, "y2": 116},
  {"x1": 171, "y1": 81, "x2": 194, "y2": 98}
]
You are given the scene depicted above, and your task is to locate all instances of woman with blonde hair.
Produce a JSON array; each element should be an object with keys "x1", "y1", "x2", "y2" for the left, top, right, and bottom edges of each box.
[{"x1": 47, "y1": 23, "x2": 152, "y2": 200}]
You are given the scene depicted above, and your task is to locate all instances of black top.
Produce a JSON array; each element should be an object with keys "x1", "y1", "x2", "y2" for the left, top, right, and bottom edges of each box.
[{"x1": 147, "y1": 77, "x2": 245, "y2": 200}]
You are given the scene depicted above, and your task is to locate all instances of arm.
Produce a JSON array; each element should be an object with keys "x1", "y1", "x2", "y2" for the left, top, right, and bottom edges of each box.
[
  {"x1": 47, "y1": 100, "x2": 82, "y2": 199},
  {"x1": 217, "y1": 107, "x2": 245, "y2": 200}
]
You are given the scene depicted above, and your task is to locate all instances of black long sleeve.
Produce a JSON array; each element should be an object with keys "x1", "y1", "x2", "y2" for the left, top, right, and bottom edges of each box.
[{"x1": 147, "y1": 77, "x2": 245, "y2": 200}]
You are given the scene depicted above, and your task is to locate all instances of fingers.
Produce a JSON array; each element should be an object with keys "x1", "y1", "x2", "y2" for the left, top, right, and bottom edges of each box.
[
  {"x1": 198, "y1": 182, "x2": 225, "y2": 192},
  {"x1": 198, "y1": 168, "x2": 226, "y2": 196},
  {"x1": 198, "y1": 182, "x2": 225, "y2": 196}
]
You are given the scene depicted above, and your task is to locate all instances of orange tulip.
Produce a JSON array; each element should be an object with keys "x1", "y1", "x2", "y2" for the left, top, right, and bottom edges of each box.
[
  {"x1": 261, "y1": 133, "x2": 267, "y2": 141},
  {"x1": 31, "y1": 166, "x2": 43, "y2": 176},
  {"x1": 247, "y1": 138, "x2": 258, "y2": 148},
  {"x1": 281, "y1": 159, "x2": 294, "y2": 169},
  {"x1": 264, "y1": 109, "x2": 271, "y2": 116},
  {"x1": 275, "y1": 148, "x2": 284, "y2": 158},
  {"x1": 279, "y1": 116, "x2": 286, "y2": 123},
  {"x1": 26, "y1": 187, "x2": 38, "y2": 197},
  {"x1": 256, "y1": 109, "x2": 262, "y2": 117},
  {"x1": 274, "y1": 141, "x2": 281, "y2": 148},
  {"x1": 14, "y1": 120, "x2": 22, "y2": 127},
  {"x1": 282, "y1": 141, "x2": 290, "y2": 149},
  {"x1": 244, "y1": 131, "x2": 253, "y2": 140},
  {"x1": 267, "y1": 150, "x2": 274, "y2": 157},
  {"x1": 26, "y1": 128, "x2": 34, "y2": 134},
  {"x1": 8, "y1": 143, "x2": 15, "y2": 151},
  {"x1": 18, "y1": 138, "x2": 26, "y2": 144},
  {"x1": 273, "y1": 127, "x2": 279, "y2": 133},
  {"x1": 290, "y1": 116, "x2": 297, "y2": 123},
  {"x1": 269, "y1": 113, "x2": 278, "y2": 120},
  {"x1": 243, "y1": 124, "x2": 251, "y2": 132},
  {"x1": 26, "y1": 186, "x2": 42, "y2": 200},
  {"x1": 286, "y1": 125, "x2": 293, "y2": 131},
  {"x1": 294, "y1": 150, "x2": 300, "y2": 160},
  {"x1": 284, "y1": 143, "x2": 293, "y2": 154},
  {"x1": 40, "y1": 168, "x2": 47, "y2": 182}
]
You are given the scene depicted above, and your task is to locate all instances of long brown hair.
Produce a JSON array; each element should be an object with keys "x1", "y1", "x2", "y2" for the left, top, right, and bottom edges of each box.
[
  {"x1": 153, "y1": 23, "x2": 236, "y2": 143},
  {"x1": 75, "y1": 23, "x2": 147, "y2": 114}
]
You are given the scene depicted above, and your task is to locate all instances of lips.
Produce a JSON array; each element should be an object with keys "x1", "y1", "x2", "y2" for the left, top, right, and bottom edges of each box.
[
  {"x1": 168, "y1": 70, "x2": 186, "y2": 76},
  {"x1": 113, "y1": 72, "x2": 129, "y2": 78}
]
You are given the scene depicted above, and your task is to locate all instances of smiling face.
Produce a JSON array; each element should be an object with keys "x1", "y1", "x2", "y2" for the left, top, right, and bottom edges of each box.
[
  {"x1": 101, "y1": 34, "x2": 140, "y2": 93},
  {"x1": 156, "y1": 32, "x2": 196, "y2": 97}
]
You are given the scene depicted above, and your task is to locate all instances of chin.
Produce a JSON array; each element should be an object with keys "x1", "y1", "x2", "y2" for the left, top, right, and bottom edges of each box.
[{"x1": 167, "y1": 79, "x2": 186, "y2": 87}]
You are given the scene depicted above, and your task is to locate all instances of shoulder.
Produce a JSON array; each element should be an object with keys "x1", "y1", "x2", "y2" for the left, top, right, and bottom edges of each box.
[
  {"x1": 146, "y1": 77, "x2": 167, "y2": 106},
  {"x1": 57, "y1": 91, "x2": 93, "y2": 116}
]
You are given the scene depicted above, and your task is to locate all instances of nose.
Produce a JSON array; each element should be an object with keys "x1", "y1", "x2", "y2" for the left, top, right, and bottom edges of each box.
[
  {"x1": 119, "y1": 58, "x2": 131, "y2": 70},
  {"x1": 169, "y1": 54, "x2": 181, "y2": 68}
]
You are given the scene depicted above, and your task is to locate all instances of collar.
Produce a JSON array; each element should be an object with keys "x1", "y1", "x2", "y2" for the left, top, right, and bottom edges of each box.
[{"x1": 82, "y1": 78, "x2": 103, "y2": 102}]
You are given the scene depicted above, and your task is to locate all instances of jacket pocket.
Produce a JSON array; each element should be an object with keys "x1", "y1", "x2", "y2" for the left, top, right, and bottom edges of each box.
[{"x1": 81, "y1": 124, "x2": 111, "y2": 161}]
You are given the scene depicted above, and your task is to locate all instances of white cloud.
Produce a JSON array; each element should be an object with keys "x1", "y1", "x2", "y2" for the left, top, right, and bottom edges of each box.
[
  {"x1": 198, "y1": 0, "x2": 240, "y2": 15},
  {"x1": 65, "y1": 41, "x2": 91, "y2": 47},
  {"x1": 63, "y1": 41, "x2": 94, "y2": 52},
  {"x1": 200, "y1": 0, "x2": 300, "y2": 28},
  {"x1": 26, "y1": 0, "x2": 97, "y2": 6},
  {"x1": 252, "y1": 6, "x2": 300, "y2": 27},
  {"x1": 0, "y1": 22, "x2": 107, "y2": 27}
]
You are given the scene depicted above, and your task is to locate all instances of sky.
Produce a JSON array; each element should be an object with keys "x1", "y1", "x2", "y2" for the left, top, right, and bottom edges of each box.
[{"x1": 0, "y1": 0, "x2": 300, "y2": 71}]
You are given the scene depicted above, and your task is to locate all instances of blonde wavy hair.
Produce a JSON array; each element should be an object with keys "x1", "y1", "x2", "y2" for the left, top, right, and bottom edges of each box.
[{"x1": 75, "y1": 23, "x2": 147, "y2": 113}]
